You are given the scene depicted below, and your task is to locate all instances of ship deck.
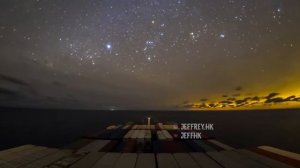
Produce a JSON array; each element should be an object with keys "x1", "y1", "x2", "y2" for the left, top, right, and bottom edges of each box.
[{"x1": 0, "y1": 122, "x2": 299, "y2": 168}]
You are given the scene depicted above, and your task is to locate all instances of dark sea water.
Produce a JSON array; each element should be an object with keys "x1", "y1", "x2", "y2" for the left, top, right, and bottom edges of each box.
[{"x1": 0, "y1": 108, "x2": 300, "y2": 153}]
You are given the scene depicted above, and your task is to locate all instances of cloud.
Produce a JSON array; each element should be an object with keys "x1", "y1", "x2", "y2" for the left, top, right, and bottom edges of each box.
[
  {"x1": 220, "y1": 100, "x2": 232, "y2": 104},
  {"x1": 235, "y1": 99, "x2": 247, "y2": 105},
  {"x1": 265, "y1": 93, "x2": 279, "y2": 99},
  {"x1": 0, "y1": 87, "x2": 24, "y2": 102},
  {"x1": 0, "y1": 74, "x2": 29, "y2": 87},
  {"x1": 235, "y1": 86, "x2": 242, "y2": 91},
  {"x1": 0, "y1": 74, "x2": 39, "y2": 106},
  {"x1": 199, "y1": 103, "x2": 208, "y2": 108},
  {"x1": 284, "y1": 96, "x2": 296, "y2": 101},
  {"x1": 251, "y1": 96, "x2": 260, "y2": 101},
  {"x1": 265, "y1": 97, "x2": 285, "y2": 103},
  {"x1": 264, "y1": 94, "x2": 300, "y2": 104},
  {"x1": 183, "y1": 104, "x2": 194, "y2": 108},
  {"x1": 177, "y1": 92, "x2": 300, "y2": 109},
  {"x1": 236, "y1": 97, "x2": 252, "y2": 105},
  {"x1": 0, "y1": 87, "x2": 18, "y2": 96},
  {"x1": 208, "y1": 103, "x2": 214, "y2": 107}
]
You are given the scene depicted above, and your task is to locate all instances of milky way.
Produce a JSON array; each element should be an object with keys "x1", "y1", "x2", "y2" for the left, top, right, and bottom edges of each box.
[{"x1": 0, "y1": 0, "x2": 300, "y2": 110}]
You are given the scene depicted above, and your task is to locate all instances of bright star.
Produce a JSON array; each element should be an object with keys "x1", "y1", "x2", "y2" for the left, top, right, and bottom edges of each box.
[{"x1": 106, "y1": 44, "x2": 112, "y2": 49}]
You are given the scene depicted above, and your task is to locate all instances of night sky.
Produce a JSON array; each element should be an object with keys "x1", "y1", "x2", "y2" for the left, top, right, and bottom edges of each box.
[{"x1": 0, "y1": 0, "x2": 300, "y2": 110}]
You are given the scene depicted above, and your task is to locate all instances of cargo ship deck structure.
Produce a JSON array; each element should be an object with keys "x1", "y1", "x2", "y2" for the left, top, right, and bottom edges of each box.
[{"x1": 0, "y1": 121, "x2": 300, "y2": 168}]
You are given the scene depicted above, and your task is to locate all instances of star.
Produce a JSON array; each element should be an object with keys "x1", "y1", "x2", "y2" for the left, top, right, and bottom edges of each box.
[
  {"x1": 106, "y1": 44, "x2": 112, "y2": 49},
  {"x1": 219, "y1": 33, "x2": 225, "y2": 38}
]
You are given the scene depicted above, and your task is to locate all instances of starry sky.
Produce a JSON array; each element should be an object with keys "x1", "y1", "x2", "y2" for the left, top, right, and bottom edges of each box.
[{"x1": 0, "y1": 0, "x2": 300, "y2": 110}]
